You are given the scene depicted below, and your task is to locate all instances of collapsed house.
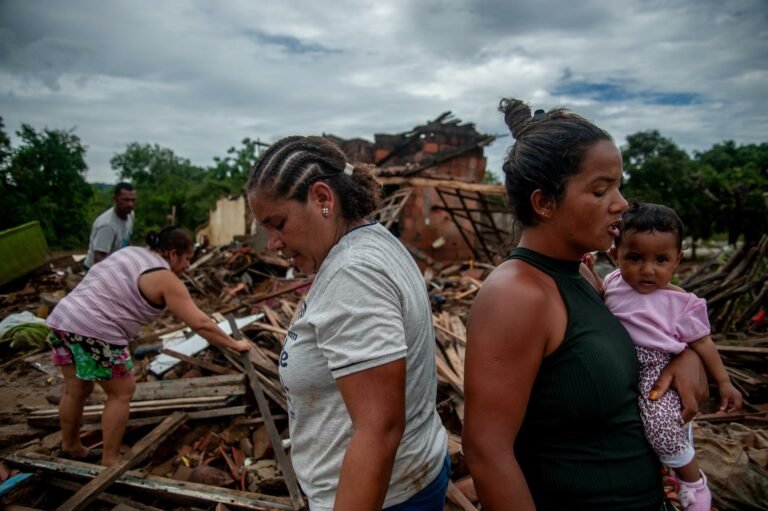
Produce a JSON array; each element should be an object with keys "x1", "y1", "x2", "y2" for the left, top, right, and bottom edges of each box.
[{"x1": 196, "y1": 112, "x2": 512, "y2": 265}]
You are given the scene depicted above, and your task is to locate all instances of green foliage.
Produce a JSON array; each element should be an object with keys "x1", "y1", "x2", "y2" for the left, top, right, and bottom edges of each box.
[
  {"x1": 209, "y1": 137, "x2": 262, "y2": 190},
  {"x1": 694, "y1": 141, "x2": 768, "y2": 245},
  {"x1": 85, "y1": 183, "x2": 114, "y2": 228},
  {"x1": 0, "y1": 118, "x2": 92, "y2": 249},
  {"x1": 621, "y1": 131, "x2": 768, "y2": 247},
  {"x1": 482, "y1": 169, "x2": 501, "y2": 184},
  {"x1": 109, "y1": 138, "x2": 260, "y2": 241},
  {"x1": 621, "y1": 130, "x2": 711, "y2": 242}
]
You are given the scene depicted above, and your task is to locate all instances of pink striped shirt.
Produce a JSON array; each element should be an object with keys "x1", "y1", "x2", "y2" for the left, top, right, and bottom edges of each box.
[{"x1": 47, "y1": 247, "x2": 170, "y2": 346}]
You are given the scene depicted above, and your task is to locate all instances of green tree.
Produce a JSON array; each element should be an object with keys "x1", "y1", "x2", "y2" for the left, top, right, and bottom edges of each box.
[
  {"x1": 110, "y1": 143, "x2": 209, "y2": 240},
  {"x1": 621, "y1": 131, "x2": 716, "y2": 250},
  {"x1": 0, "y1": 120, "x2": 92, "y2": 248},
  {"x1": 209, "y1": 137, "x2": 264, "y2": 191},
  {"x1": 693, "y1": 141, "x2": 768, "y2": 245}
]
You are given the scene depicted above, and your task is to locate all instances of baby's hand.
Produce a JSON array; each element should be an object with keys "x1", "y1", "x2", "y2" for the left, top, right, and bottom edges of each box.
[
  {"x1": 718, "y1": 382, "x2": 743, "y2": 412},
  {"x1": 580, "y1": 253, "x2": 604, "y2": 297}
]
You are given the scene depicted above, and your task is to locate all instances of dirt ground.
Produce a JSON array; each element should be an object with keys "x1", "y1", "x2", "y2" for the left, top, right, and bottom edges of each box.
[{"x1": 0, "y1": 351, "x2": 62, "y2": 449}]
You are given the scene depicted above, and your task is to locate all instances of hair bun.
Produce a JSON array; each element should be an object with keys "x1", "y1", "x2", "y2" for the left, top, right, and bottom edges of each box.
[
  {"x1": 498, "y1": 98, "x2": 533, "y2": 139},
  {"x1": 145, "y1": 232, "x2": 160, "y2": 248}
]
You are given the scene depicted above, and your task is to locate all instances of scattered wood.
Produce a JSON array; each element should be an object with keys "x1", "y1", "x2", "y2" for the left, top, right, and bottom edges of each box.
[
  {"x1": 160, "y1": 348, "x2": 233, "y2": 375},
  {"x1": 683, "y1": 234, "x2": 768, "y2": 334},
  {"x1": 228, "y1": 316, "x2": 304, "y2": 510},
  {"x1": 57, "y1": 412, "x2": 187, "y2": 511},
  {"x1": 446, "y1": 479, "x2": 479, "y2": 511},
  {"x1": 1, "y1": 214, "x2": 765, "y2": 509},
  {"x1": 4, "y1": 453, "x2": 294, "y2": 510}
]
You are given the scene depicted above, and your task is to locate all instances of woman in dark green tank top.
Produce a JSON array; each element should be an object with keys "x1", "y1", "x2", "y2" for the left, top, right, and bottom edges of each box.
[{"x1": 462, "y1": 98, "x2": 708, "y2": 511}]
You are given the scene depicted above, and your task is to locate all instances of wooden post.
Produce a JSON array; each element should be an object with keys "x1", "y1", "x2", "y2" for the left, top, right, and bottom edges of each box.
[{"x1": 227, "y1": 315, "x2": 305, "y2": 510}]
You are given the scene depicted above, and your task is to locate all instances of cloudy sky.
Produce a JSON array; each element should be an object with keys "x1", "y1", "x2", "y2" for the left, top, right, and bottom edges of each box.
[{"x1": 1, "y1": 0, "x2": 766, "y2": 183}]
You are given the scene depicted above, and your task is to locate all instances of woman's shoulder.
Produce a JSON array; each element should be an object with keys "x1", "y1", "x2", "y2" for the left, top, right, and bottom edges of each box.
[
  {"x1": 487, "y1": 258, "x2": 557, "y2": 291},
  {"x1": 468, "y1": 259, "x2": 564, "y2": 355},
  {"x1": 474, "y1": 259, "x2": 560, "y2": 317}
]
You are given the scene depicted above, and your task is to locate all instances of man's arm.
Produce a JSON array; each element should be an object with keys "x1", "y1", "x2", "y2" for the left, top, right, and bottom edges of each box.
[
  {"x1": 90, "y1": 226, "x2": 117, "y2": 265},
  {"x1": 92, "y1": 251, "x2": 108, "y2": 265}
]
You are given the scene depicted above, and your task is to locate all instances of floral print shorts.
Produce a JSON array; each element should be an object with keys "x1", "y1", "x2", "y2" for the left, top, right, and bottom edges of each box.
[{"x1": 49, "y1": 329, "x2": 133, "y2": 381}]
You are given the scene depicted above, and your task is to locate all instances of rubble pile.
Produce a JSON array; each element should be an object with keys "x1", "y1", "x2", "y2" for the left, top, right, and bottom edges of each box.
[{"x1": 0, "y1": 236, "x2": 765, "y2": 510}]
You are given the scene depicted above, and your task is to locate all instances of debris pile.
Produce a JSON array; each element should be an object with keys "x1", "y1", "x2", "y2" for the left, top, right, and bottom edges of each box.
[
  {"x1": 682, "y1": 234, "x2": 768, "y2": 335},
  {"x1": 0, "y1": 233, "x2": 766, "y2": 509}
]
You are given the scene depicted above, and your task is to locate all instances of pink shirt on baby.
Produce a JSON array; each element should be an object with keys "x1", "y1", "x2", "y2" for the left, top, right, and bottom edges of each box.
[{"x1": 603, "y1": 269, "x2": 710, "y2": 354}]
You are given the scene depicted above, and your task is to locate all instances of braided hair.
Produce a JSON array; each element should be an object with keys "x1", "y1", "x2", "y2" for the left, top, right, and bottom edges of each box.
[{"x1": 246, "y1": 136, "x2": 381, "y2": 220}]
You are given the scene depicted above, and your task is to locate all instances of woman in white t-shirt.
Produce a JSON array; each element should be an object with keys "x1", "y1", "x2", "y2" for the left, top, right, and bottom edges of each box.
[{"x1": 246, "y1": 136, "x2": 449, "y2": 511}]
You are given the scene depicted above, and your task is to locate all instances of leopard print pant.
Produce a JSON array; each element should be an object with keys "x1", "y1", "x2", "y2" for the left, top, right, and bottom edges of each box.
[{"x1": 636, "y1": 345, "x2": 693, "y2": 467}]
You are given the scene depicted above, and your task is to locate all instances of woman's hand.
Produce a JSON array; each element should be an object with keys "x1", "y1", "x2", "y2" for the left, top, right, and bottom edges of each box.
[
  {"x1": 230, "y1": 339, "x2": 252, "y2": 352},
  {"x1": 650, "y1": 349, "x2": 709, "y2": 422},
  {"x1": 143, "y1": 270, "x2": 254, "y2": 353}
]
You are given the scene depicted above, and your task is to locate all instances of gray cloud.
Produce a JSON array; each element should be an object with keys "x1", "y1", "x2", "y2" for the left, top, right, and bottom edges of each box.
[{"x1": 0, "y1": 0, "x2": 766, "y2": 183}]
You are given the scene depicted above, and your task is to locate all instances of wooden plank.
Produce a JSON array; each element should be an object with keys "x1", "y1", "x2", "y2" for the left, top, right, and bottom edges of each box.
[
  {"x1": 30, "y1": 396, "x2": 231, "y2": 418},
  {"x1": 228, "y1": 316, "x2": 304, "y2": 510},
  {"x1": 247, "y1": 343, "x2": 280, "y2": 378},
  {"x1": 247, "y1": 321, "x2": 289, "y2": 337},
  {"x1": 433, "y1": 321, "x2": 467, "y2": 344},
  {"x1": 217, "y1": 348, "x2": 288, "y2": 412},
  {"x1": 252, "y1": 279, "x2": 313, "y2": 305},
  {"x1": 75, "y1": 406, "x2": 249, "y2": 433},
  {"x1": 91, "y1": 374, "x2": 245, "y2": 401},
  {"x1": 446, "y1": 479, "x2": 479, "y2": 511},
  {"x1": 56, "y1": 411, "x2": 188, "y2": 511},
  {"x1": 262, "y1": 305, "x2": 285, "y2": 329},
  {"x1": 28, "y1": 401, "x2": 231, "y2": 428},
  {"x1": 378, "y1": 176, "x2": 505, "y2": 195},
  {"x1": 435, "y1": 352, "x2": 464, "y2": 396},
  {"x1": 49, "y1": 478, "x2": 164, "y2": 511},
  {"x1": 186, "y1": 405, "x2": 249, "y2": 420},
  {"x1": 160, "y1": 348, "x2": 233, "y2": 375},
  {"x1": 4, "y1": 453, "x2": 294, "y2": 510},
  {"x1": 233, "y1": 413, "x2": 289, "y2": 426},
  {"x1": 716, "y1": 345, "x2": 768, "y2": 354}
]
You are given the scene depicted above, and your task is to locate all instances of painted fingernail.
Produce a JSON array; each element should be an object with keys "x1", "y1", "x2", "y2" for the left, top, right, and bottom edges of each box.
[{"x1": 649, "y1": 390, "x2": 658, "y2": 400}]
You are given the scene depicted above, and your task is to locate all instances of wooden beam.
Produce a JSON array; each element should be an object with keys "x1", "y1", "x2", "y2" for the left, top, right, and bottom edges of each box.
[
  {"x1": 716, "y1": 345, "x2": 768, "y2": 354},
  {"x1": 160, "y1": 348, "x2": 233, "y2": 375},
  {"x1": 446, "y1": 479, "x2": 479, "y2": 511},
  {"x1": 49, "y1": 478, "x2": 164, "y2": 511},
  {"x1": 56, "y1": 411, "x2": 188, "y2": 511},
  {"x1": 58, "y1": 406, "x2": 249, "y2": 436},
  {"x1": 29, "y1": 396, "x2": 232, "y2": 420},
  {"x1": 433, "y1": 320, "x2": 467, "y2": 344},
  {"x1": 378, "y1": 176, "x2": 505, "y2": 195},
  {"x1": 91, "y1": 374, "x2": 245, "y2": 401},
  {"x1": 252, "y1": 279, "x2": 313, "y2": 304},
  {"x1": 228, "y1": 316, "x2": 305, "y2": 510},
  {"x1": 246, "y1": 321, "x2": 289, "y2": 337},
  {"x1": 3, "y1": 453, "x2": 294, "y2": 510}
]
